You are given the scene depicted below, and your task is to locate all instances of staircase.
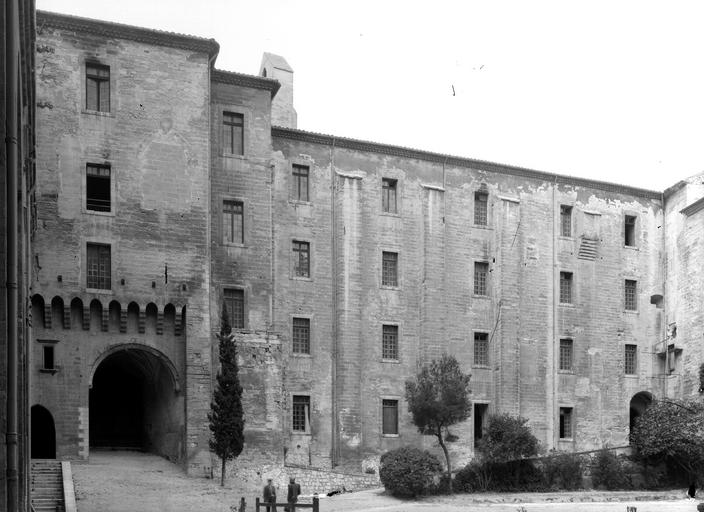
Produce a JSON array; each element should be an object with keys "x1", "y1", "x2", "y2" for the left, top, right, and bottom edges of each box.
[{"x1": 31, "y1": 459, "x2": 65, "y2": 512}]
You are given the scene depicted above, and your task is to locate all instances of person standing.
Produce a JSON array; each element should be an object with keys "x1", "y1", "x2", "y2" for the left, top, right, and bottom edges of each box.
[
  {"x1": 286, "y1": 477, "x2": 301, "y2": 511},
  {"x1": 263, "y1": 478, "x2": 277, "y2": 512}
]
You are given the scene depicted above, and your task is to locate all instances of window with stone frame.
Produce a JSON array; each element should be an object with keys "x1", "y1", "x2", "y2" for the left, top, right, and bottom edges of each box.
[
  {"x1": 43, "y1": 345, "x2": 55, "y2": 371},
  {"x1": 560, "y1": 205, "x2": 572, "y2": 237},
  {"x1": 292, "y1": 395, "x2": 310, "y2": 433},
  {"x1": 224, "y1": 288, "x2": 244, "y2": 329},
  {"x1": 87, "y1": 243, "x2": 111, "y2": 290},
  {"x1": 382, "y1": 251, "x2": 398, "y2": 287},
  {"x1": 559, "y1": 272, "x2": 573, "y2": 304},
  {"x1": 559, "y1": 407, "x2": 573, "y2": 439},
  {"x1": 292, "y1": 164, "x2": 309, "y2": 202},
  {"x1": 382, "y1": 324, "x2": 399, "y2": 360},
  {"x1": 292, "y1": 317, "x2": 310, "y2": 354},
  {"x1": 625, "y1": 344, "x2": 637, "y2": 374},
  {"x1": 474, "y1": 332, "x2": 489, "y2": 366},
  {"x1": 559, "y1": 338, "x2": 573, "y2": 371},
  {"x1": 86, "y1": 164, "x2": 111, "y2": 212},
  {"x1": 223, "y1": 112, "x2": 244, "y2": 155},
  {"x1": 223, "y1": 200, "x2": 244, "y2": 244},
  {"x1": 625, "y1": 280, "x2": 637, "y2": 311},
  {"x1": 474, "y1": 191, "x2": 488, "y2": 226},
  {"x1": 382, "y1": 178, "x2": 397, "y2": 213},
  {"x1": 474, "y1": 262, "x2": 489, "y2": 296},
  {"x1": 86, "y1": 63, "x2": 110, "y2": 112},
  {"x1": 292, "y1": 240, "x2": 310, "y2": 278},
  {"x1": 382, "y1": 399, "x2": 399, "y2": 435},
  {"x1": 625, "y1": 215, "x2": 636, "y2": 246}
]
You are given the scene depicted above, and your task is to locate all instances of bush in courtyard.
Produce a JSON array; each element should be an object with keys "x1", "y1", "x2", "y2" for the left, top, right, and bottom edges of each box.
[
  {"x1": 590, "y1": 450, "x2": 631, "y2": 490},
  {"x1": 541, "y1": 451, "x2": 584, "y2": 490},
  {"x1": 379, "y1": 447, "x2": 443, "y2": 498},
  {"x1": 455, "y1": 459, "x2": 546, "y2": 493}
]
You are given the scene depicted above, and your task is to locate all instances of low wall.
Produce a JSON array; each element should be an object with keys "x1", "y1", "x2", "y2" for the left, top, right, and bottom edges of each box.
[{"x1": 284, "y1": 464, "x2": 380, "y2": 494}]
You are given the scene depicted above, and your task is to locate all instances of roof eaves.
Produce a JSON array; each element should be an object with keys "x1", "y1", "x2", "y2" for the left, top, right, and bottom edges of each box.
[
  {"x1": 211, "y1": 69, "x2": 281, "y2": 98},
  {"x1": 271, "y1": 126, "x2": 663, "y2": 200},
  {"x1": 680, "y1": 196, "x2": 704, "y2": 217},
  {"x1": 36, "y1": 10, "x2": 219, "y2": 58}
]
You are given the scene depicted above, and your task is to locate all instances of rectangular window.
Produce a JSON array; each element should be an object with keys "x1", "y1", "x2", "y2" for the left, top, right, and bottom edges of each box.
[
  {"x1": 223, "y1": 112, "x2": 244, "y2": 155},
  {"x1": 559, "y1": 272, "x2": 573, "y2": 304},
  {"x1": 474, "y1": 262, "x2": 489, "y2": 296},
  {"x1": 559, "y1": 338, "x2": 573, "y2": 371},
  {"x1": 625, "y1": 279, "x2": 637, "y2": 311},
  {"x1": 473, "y1": 403, "x2": 488, "y2": 444},
  {"x1": 625, "y1": 215, "x2": 636, "y2": 246},
  {"x1": 223, "y1": 200, "x2": 244, "y2": 244},
  {"x1": 86, "y1": 164, "x2": 111, "y2": 212},
  {"x1": 292, "y1": 318, "x2": 310, "y2": 354},
  {"x1": 292, "y1": 395, "x2": 310, "y2": 433},
  {"x1": 86, "y1": 63, "x2": 110, "y2": 112},
  {"x1": 474, "y1": 332, "x2": 489, "y2": 366},
  {"x1": 292, "y1": 164, "x2": 309, "y2": 202},
  {"x1": 224, "y1": 288, "x2": 244, "y2": 329},
  {"x1": 382, "y1": 399, "x2": 399, "y2": 435},
  {"x1": 87, "y1": 243, "x2": 111, "y2": 290},
  {"x1": 559, "y1": 407, "x2": 573, "y2": 439},
  {"x1": 382, "y1": 178, "x2": 397, "y2": 213},
  {"x1": 382, "y1": 251, "x2": 398, "y2": 287},
  {"x1": 625, "y1": 344, "x2": 637, "y2": 375},
  {"x1": 43, "y1": 345, "x2": 55, "y2": 370},
  {"x1": 560, "y1": 205, "x2": 572, "y2": 237},
  {"x1": 382, "y1": 324, "x2": 399, "y2": 360},
  {"x1": 292, "y1": 241, "x2": 310, "y2": 278},
  {"x1": 474, "y1": 191, "x2": 488, "y2": 226}
]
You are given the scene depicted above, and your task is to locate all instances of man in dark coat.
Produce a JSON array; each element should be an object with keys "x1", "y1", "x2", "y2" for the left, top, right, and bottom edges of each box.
[
  {"x1": 263, "y1": 478, "x2": 277, "y2": 512},
  {"x1": 286, "y1": 477, "x2": 301, "y2": 511}
]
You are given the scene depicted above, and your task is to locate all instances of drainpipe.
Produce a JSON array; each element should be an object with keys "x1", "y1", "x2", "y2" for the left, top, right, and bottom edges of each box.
[
  {"x1": 329, "y1": 137, "x2": 338, "y2": 466},
  {"x1": 5, "y1": 0, "x2": 21, "y2": 509},
  {"x1": 549, "y1": 177, "x2": 557, "y2": 450}
]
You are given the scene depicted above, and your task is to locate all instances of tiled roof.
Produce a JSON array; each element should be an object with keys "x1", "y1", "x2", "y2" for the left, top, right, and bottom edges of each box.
[
  {"x1": 37, "y1": 10, "x2": 219, "y2": 58},
  {"x1": 272, "y1": 126, "x2": 663, "y2": 200},
  {"x1": 211, "y1": 69, "x2": 280, "y2": 97}
]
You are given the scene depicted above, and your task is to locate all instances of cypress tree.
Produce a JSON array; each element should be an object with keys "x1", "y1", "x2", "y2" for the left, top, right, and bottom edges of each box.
[{"x1": 208, "y1": 303, "x2": 244, "y2": 486}]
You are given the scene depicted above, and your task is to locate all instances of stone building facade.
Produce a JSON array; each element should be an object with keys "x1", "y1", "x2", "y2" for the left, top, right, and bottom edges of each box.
[{"x1": 26, "y1": 9, "x2": 702, "y2": 484}]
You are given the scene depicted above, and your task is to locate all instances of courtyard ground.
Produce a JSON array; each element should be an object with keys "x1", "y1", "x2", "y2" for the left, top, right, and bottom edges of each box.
[{"x1": 71, "y1": 451, "x2": 699, "y2": 512}]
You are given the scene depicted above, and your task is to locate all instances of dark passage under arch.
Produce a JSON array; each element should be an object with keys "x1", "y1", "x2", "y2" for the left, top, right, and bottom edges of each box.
[
  {"x1": 89, "y1": 347, "x2": 183, "y2": 462},
  {"x1": 31, "y1": 405, "x2": 56, "y2": 459},
  {"x1": 629, "y1": 391, "x2": 653, "y2": 439}
]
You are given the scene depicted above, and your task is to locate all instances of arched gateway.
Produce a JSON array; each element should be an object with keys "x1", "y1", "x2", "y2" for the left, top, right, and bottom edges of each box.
[
  {"x1": 629, "y1": 391, "x2": 653, "y2": 437},
  {"x1": 31, "y1": 405, "x2": 56, "y2": 459},
  {"x1": 88, "y1": 344, "x2": 184, "y2": 462}
]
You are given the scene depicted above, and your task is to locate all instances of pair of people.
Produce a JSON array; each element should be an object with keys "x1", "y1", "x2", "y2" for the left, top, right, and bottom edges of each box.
[{"x1": 263, "y1": 477, "x2": 301, "y2": 512}]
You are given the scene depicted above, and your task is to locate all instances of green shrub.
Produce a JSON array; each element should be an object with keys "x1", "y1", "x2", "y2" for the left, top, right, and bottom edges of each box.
[
  {"x1": 379, "y1": 447, "x2": 443, "y2": 498},
  {"x1": 591, "y1": 450, "x2": 631, "y2": 490},
  {"x1": 540, "y1": 451, "x2": 584, "y2": 490},
  {"x1": 454, "y1": 462, "x2": 483, "y2": 492}
]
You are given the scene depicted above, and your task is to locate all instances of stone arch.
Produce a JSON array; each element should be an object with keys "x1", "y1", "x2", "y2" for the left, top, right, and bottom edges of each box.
[
  {"x1": 31, "y1": 294, "x2": 45, "y2": 328},
  {"x1": 127, "y1": 302, "x2": 139, "y2": 333},
  {"x1": 88, "y1": 344, "x2": 183, "y2": 462},
  {"x1": 629, "y1": 391, "x2": 654, "y2": 439},
  {"x1": 145, "y1": 303, "x2": 158, "y2": 334},
  {"x1": 108, "y1": 300, "x2": 121, "y2": 332},
  {"x1": 51, "y1": 296, "x2": 64, "y2": 329},
  {"x1": 31, "y1": 404, "x2": 56, "y2": 459},
  {"x1": 89, "y1": 299, "x2": 102, "y2": 332},
  {"x1": 164, "y1": 303, "x2": 176, "y2": 335},
  {"x1": 70, "y1": 297, "x2": 84, "y2": 329}
]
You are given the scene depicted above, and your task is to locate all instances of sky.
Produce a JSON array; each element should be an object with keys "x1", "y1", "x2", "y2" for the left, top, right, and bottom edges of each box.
[{"x1": 36, "y1": 0, "x2": 704, "y2": 191}]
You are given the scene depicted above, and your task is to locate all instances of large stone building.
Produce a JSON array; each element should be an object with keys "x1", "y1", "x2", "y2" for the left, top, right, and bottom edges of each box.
[{"x1": 25, "y1": 9, "x2": 704, "y2": 484}]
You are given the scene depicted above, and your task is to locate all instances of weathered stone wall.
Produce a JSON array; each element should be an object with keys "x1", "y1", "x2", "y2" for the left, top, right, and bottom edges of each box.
[{"x1": 33, "y1": 15, "x2": 213, "y2": 472}]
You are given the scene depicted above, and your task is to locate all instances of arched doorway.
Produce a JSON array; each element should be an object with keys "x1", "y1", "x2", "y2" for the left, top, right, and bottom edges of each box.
[
  {"x1": 89, "y1": 345, "x2": 183, "y2": 462},
  {"x1": 629, "y1": 391, "x2": 653, "y2": 438},
  {"x1": 31, "y1": 405, "x2": 56, "y2": 459}
]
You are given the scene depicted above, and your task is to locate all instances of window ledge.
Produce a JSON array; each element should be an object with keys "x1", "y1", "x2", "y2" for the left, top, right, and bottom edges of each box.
[
  {"x1": 86, "y1": 288, "x2": 113, "y2": 295},
  {"x1": 380, "y1": 211, "x2": 401, "y2": 218},
  {"x1": 290, "y1": 276, "x2": 313, "y2": 282},
  {"x1": 39, "y1": 368, "x2": 58, "y2": 375},
  {"x1": 84, "y1": 209, "x2": 115, "y2": 217},
  {"x1": 559, "y1": 303, "x2": 575, "y2": 308},
  {"x1": 558, "y1": 236, "x2": 574, "y2": 241},
  {"x1": 290, "y1": 432, "x2": 311, "y2": 437},
  {"x1": 222, "y1": 242, "x2": 247, "y2": 249},
  {"x1": 291, "y1": 353, "x2": 312, "y2": 358},
  {"x1": 472, "y1": 224, "x2": 493, "y2": 230},
  {"x1": 289, "y1": 199, "x2": 313, "y2": 206},
  {"x1": 472, "y1": 295, "x2": 491, "y2": 300},
  {"x1": 623, "y1": 245, "x2": 639, "y2": 250},
  {"x1": 472, "y1": 365, "x2": 490, "y2": 370},
  {"x1": 82, "y1": 109, "x2": 113, "y2": 117},
  {"x1": 382, "y1": 434, "x2": 400, "y2": 438},
  {"x1": 381, "y1": 359, "x2": 400, "y2": 364},
  {"x1": 380, "y1": 285, "x2": 400, "y2": 291},
  {"x1": 221, "y1": 152, "x2": 246, "y2": 160},
  {"x1": 625, "y1": 374, "x2": 638, "y2": 378},
  {"x1": 558, "y1": 370, "x2": 575, "y2": 375},
  {"x1": 558, "y1": 437, "x2": 574, "y2": 442},
  {"x1": 623, "y1": 309, "x2": 639, "y2": 314}
]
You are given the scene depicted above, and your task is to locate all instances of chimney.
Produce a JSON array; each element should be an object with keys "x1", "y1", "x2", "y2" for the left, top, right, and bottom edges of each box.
[{"x1": 260, "y1": 53, "x2": 297, "y2": 129}]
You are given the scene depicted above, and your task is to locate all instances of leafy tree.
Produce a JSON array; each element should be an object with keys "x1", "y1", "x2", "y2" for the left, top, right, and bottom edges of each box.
[
  {"x1": 208, "y1": 304, "x2": 245, "y2": 486},
  {"x1": 405, "y1": 354, "x2": 471, "y2": 493},
  {"x1": 631, "y1": 398, "x2": 704, "y2": 480},
  {"x1": 477, "y1": 413, "x2": 539, "y2": 462}
]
